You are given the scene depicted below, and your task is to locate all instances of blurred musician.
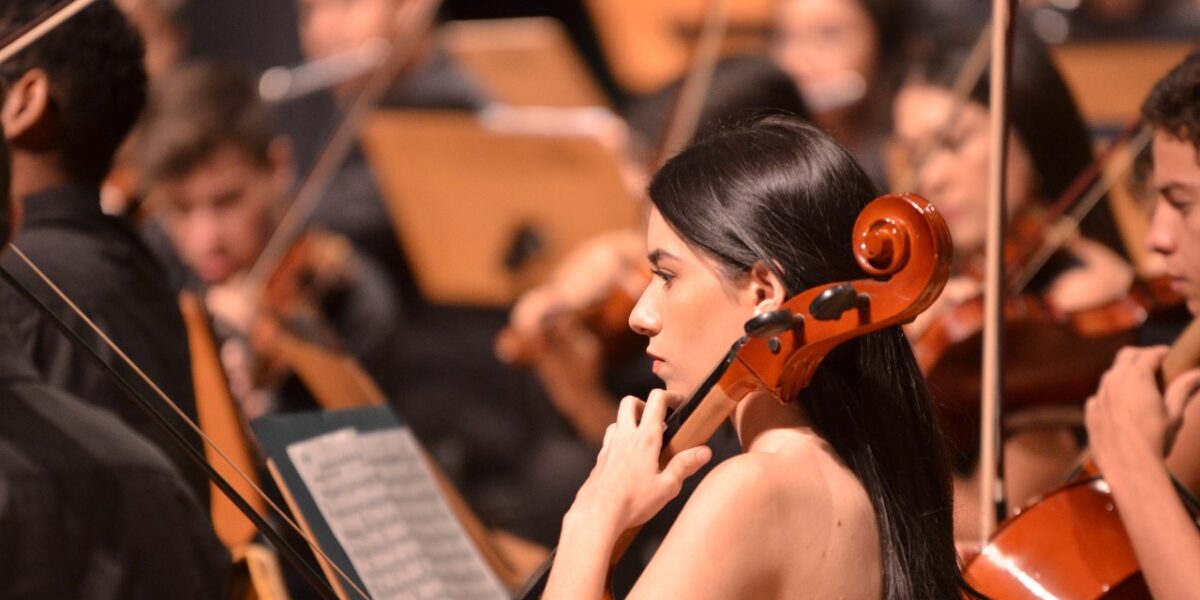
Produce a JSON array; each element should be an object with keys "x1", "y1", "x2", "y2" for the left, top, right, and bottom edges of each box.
[
  {"x1": 136, "y1": 61, "x2": 405, "y2": 416},
  {"x1": 1085, "y1": 50, "x2": 1200, "y2": 600},
  {"x1": 0, "y1": 131, "x2": 229, "y2": 600},
  {"x1": 296, "y1": 0, "x2": 486, "y2": 281},
  {"x1": 292, "y1": 0, "x2": 597, "y2": 545},
  {"x1": 104, "y1": 0, "x2": 189, "y2": 215},
  {"x1": 769, "y1": 0, "x2": 909, "y2": 190},
  {"x1": 0, "y1": 0, "x2": 209, "y2": 504},
  {"x1": 890, "y1": 28, "x2": 1135, "y2": 540}
]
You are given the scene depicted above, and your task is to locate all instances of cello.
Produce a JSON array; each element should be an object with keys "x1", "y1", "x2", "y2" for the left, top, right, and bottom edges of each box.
[
  {"x1": 963, "y1": 316, "x2": 1200, "y2": 598},
  {"x1": 516, "y1": 191, "x2": 953, "y2": 598}
]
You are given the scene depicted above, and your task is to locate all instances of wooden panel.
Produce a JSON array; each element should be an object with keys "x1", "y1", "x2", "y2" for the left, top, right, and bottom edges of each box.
[
  {"x1": 584, "y1": 0, "x2": 775, "y2": 94},
  {"x1": 1052, "y1": 40, "x2": 1195, "y2": 126},
  {"x1": 360, "y1": 110, "x2": 642, "y2": 307},
  {"x1": 440, "y1": 17, "x2": 609, "y2": 108}
]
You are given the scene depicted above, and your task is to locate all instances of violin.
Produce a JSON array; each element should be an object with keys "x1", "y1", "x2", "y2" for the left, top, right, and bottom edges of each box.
[
  {"x1": 919, "y1": 274, "x2": 1184, "y2": 454},
  {"x1": 515, "y1": 192, "x2": 953, "y2": 598},
  {"x1": 910, "y1": 121, "x2": 1183, "y2": 456},
  {"x1": 963, "y1": 315, "x2": 1200, "y2": 599}
]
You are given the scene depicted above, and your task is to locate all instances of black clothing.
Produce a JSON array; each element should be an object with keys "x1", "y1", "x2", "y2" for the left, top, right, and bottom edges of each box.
[
  {"x1": 0, "y1": 330, "x2": 228, "y2": 599},
  {"x1": 0, "y1": 183, "x2": 206, "y2": 504}
]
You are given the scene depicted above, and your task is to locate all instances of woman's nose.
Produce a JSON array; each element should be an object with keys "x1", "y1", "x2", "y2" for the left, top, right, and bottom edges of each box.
[{"x1": 628, "y1": 287, "x2": 662, "y2": 337}]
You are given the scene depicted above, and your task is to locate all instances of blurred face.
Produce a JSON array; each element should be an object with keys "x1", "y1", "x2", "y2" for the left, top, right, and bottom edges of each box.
[
  {"x1": 629, "y1": 209, "x2": 761, "y2": 395},
  {"x1": 297, "y1": 0, "x2": 399, "y2": 61},
  {"x1": 1145, "y1": 131, "x2": 1200, "y2": 316},
  {"x1": 770, "y1": 0, "x2": 877, "y2": 119},
  {"x1": 892, "y1": 84, "x2": 1039, "y2": 256},
  {"x1": 154, "y1": 144, "x2": 283, "y2": 285}
]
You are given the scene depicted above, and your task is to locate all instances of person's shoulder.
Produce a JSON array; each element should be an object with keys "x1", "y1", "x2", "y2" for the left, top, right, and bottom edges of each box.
[
  {"x1": 679, "y1": 448, "x2": 835, "y2": 533},
  {"x1": 628, "y1": 447, "x2": 847, "y2": 598},
  {"x1": 1, "y1": 379, "x2": 179, "y2": 475}
]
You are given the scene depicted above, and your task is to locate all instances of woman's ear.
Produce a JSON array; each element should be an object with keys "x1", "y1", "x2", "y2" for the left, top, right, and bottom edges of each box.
[
  {"x1": 748, "y1": 261, "x2": 786, "y2": 314},
  {"x1": 1, "y1": 70, "x2": 52, "y2": 143}
]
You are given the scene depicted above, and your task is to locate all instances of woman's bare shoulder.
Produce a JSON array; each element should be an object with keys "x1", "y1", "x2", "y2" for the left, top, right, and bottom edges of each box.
[{"x1": 627, "y1": 444, "x2": 879, "y2": 599}]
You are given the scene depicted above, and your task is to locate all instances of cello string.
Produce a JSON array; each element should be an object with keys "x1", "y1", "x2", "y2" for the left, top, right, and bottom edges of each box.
[{"x1": 6, "y1": 245, "x2": 372, "y2": 600}]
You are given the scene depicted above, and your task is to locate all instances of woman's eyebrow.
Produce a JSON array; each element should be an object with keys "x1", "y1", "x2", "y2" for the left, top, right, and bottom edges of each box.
[{"x1": 648, "y1": 249, "x2": 679, "y2": 266}]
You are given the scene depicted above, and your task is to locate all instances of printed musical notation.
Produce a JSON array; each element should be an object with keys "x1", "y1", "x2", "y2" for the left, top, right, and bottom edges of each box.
[{"x1": 288, "y1": 427, "x2": 506, "y2": 600}]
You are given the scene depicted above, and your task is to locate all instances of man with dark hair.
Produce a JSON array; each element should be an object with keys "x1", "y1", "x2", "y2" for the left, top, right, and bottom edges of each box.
[
  {"x1": 0, "y1": 127, "x2": 228, "y2": 597},
  {"x1": 137, "y1": 61, "x2": 404, "y2": 410},
  {"x1": 1085, "y1": 50, "x2": 1200, "y2": 599},
  {"x1": 0, "y1": 0, "x2": 207, "y2": 504}
]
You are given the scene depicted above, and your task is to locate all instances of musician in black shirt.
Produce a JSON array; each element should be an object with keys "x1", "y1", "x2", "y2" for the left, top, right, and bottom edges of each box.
[
  {"x1": 0, "y1": 0, "x2": 207, "y2": 503},
  {"x1": 0, "y1": 90, "x2": 229, "y2": 599}
]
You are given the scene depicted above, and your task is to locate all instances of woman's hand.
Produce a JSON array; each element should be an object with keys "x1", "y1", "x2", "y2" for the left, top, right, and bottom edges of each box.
[
  {"x1": 1085, "y1": 346, "x2": 1200, "y2": 477},
  {"x1": 567, "y1": 390, "x2": 713, "y2": 532}
]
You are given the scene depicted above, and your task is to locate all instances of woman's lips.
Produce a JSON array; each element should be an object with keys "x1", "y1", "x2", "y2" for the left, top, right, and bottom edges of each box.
[{"x1": 647, "y1": 351, "x2": 665, "y2": 375}]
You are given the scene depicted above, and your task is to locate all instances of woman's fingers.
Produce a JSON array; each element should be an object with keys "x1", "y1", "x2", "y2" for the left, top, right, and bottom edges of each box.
[
  {"x1": 660, "y1": 446, "x2": 713, "y2": 491},
  {"x1": 641, "y1": 389, "x2": 669, "y2": 433},
  {"x1": 616, "y1": 395, "x2": 644, "y2": 429}
]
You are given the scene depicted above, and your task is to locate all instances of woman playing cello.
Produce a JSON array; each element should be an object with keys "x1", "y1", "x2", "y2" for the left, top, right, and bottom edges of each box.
[{"x1": 540, "y1": 115, "x2": 971, "y2": 599}]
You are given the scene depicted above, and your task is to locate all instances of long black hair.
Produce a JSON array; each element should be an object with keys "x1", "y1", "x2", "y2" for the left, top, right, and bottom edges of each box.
[
  {"x1": 0, "y1": 131, "x2": 10, "y2": 248},
  {"x1": 648, "y1": 114, "x2": 970, "y2": 599},
  {"x1": 904, "y1": 25, "x2": 1127, "y2": 259}
]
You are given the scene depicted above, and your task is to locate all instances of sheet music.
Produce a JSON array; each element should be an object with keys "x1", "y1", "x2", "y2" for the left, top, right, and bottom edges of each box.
[
  {"x1": 287, "y1": 427, "x2": 506, "y2": 600},
  {"x1": 360, "y1": 429, "x2": 508, "y2": 600}
]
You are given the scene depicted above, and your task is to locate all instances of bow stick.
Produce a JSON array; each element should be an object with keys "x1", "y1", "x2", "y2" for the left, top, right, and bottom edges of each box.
[{"x1": 978, "y1": 0, "x2": 1018, "y2": 542}]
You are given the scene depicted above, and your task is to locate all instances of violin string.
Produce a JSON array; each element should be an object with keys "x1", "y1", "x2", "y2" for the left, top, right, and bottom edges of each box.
[
  {"x1": 7, "y1": 245, "x2": 373, "y2": 600},
  {"x1": 243, "y1": 0, "x2": 441, "y2": 297},
  {"x1": 1010, "y1": 125, "x2": 1153, "y2": 294}
]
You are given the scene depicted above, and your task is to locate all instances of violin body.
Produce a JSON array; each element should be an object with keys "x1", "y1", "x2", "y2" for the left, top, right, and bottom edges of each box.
[
  {"x1": 916, "y1": 276, "x2": 1185, "y2": 455},
  {"x1": 918, "y1": 293, "x2": 1140, "y2": 454}
]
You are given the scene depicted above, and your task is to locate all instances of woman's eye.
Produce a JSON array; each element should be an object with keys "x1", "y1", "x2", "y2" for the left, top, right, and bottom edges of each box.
[{"x1": 651, "y1": 268, "x2": 676, "y2": 286}]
